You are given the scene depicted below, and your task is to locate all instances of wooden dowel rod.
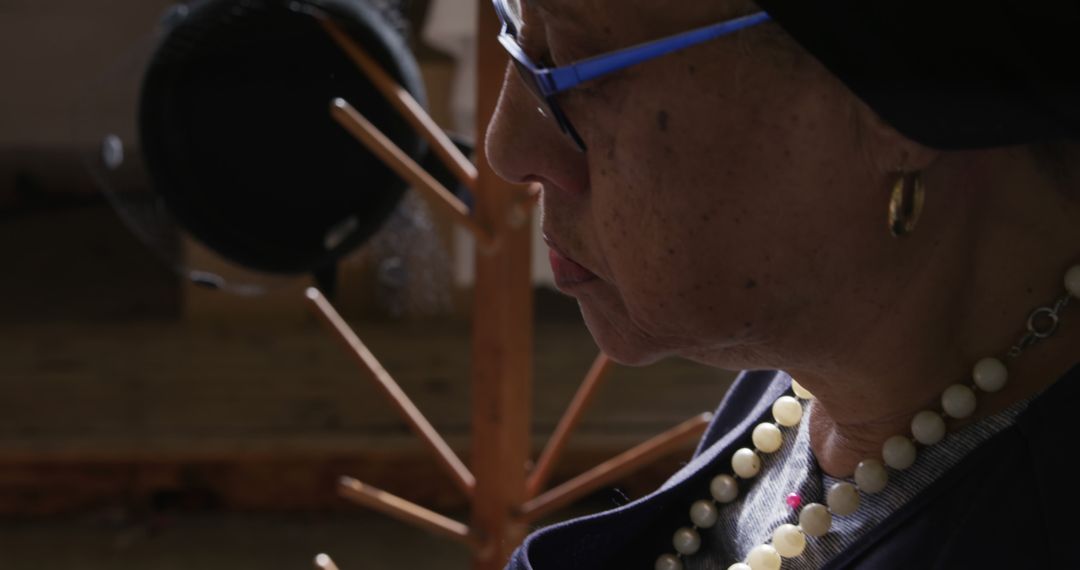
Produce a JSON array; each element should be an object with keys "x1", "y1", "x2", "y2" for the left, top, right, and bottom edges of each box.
[
  {"x1": 329, "y1": 98, "x2": 494, "y2": 245},
  {"x1": 519, "y1": 413, "x2": 713, "y2": 522},
  {"x1": 339, "y1": 476, "x2": 479, "y2": 549},
  {"x1": 314, "y1": 554, "x2": 341, "y2": 570},
  {"x1": 305, "y1": 288, "x2": 476, "y2": 498},
  {"x1": 525, "y1": 182, "x2": 541, "y2": 205},
  {"x1": 526, "y1": 353, "x2": 614, "y2": 498},
  {"x1": 321, "y1": 19, "x2": 479, "y2": 192}
]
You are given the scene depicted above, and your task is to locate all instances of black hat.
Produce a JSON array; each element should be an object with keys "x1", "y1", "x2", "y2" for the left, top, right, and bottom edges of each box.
[{"x1": 755, "y1": 0, "x2": 1080, "y2": 149}]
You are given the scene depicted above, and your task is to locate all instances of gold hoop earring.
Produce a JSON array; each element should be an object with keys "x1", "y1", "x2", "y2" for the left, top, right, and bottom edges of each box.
[{"x1": 888, "y1": 172, "x2": 925, "y2": 237}]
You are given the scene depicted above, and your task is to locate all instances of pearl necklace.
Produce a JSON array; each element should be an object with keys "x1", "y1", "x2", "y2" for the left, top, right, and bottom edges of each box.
[{"x1": 655, "y1": 265, "x2": 1080, "y2": 570}]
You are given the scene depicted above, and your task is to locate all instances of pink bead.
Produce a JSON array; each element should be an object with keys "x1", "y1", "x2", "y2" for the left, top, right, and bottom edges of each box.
[{"x1": 786, "y1": 493, "x2": 802, "y2": 509}]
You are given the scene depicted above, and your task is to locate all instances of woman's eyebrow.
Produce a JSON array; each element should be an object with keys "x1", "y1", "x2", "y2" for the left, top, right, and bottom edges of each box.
[
  {"x1": 524, "y1": 0, "x2": 557, "y2": 15},
  {"x1": 529, "y1": 0, "x2": 589, "y2": 17},
  {"x1": 530, "y1": 0, "x2": 594, "y2": 27}
]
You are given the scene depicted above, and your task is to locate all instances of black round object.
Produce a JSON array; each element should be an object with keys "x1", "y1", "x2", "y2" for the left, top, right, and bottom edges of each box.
[{"x1": 139, "y1": 0, "x2": 426, "y2": 274}]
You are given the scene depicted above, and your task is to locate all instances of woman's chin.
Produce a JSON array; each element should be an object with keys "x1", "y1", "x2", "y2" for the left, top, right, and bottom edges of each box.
[{"x1": 579, "y1": 303, "x2": 669, "y2": 367}]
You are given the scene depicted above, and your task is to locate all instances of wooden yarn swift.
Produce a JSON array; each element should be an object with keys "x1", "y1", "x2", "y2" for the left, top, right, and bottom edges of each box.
[{"x1": 307, "y1": 5, "x2": 711, "y2": 569}]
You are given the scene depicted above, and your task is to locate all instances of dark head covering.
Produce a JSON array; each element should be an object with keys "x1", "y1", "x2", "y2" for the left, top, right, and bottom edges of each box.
[{"x1": 755, "y1": 0, "x2": 1080, "y2": 149}]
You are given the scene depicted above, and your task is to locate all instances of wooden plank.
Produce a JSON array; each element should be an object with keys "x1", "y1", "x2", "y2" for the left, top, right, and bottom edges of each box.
[
  {"x1": 0, "y1": 444, "x2": 700, "y2": 516},
  {"x1": 0, "y1": 322, "x2": 732, "y2": 447},
  {"x1": 0, "y1": 322, "x2": 732, "y2": 453}
]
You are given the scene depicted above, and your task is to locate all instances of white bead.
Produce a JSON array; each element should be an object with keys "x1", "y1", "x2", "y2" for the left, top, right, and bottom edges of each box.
[
  {"x1": 732, "y1": 448, "x2": 762, "y2": 479},
  {"x1": 826, "y1": 482, "x2": 860, "y2": 516},
  {"x1": 673, "y1": 527, "x2": 701, "y2": 556},
  {"x1": 710, "y1": 474, "x2": 739, "y2": 503},
  {"x1": 752, "y1": 423, "x2": 783, "y2": 453},
  {"x1": 1065, "y1": 265, "x2": 1080, "y2": 298},
  {"x1": 771, "y1": 524, "x2": 806, "y2": 558},
  {"x1": 727, "y1": 565, "x2": 752, "y2": 570},
  {"x1": 911, "y1": 410, "x2": 946, "y2": 445},
  {"x1": 772, "y1": 396, "x2": 803, "y2": 427},
  {"x1": 798, "y1": 502, "x2": 832, "y2": 537},
  {"x1": 941, "y1": 384, "x2": 977, "y2": 419},
  {"x1": 690, "y1": 500, "x2": 718, "y2": 528},
  {"x1": 655, "y1": 554, "x2": 683, "y2": 570},
  {"x1": 745, "y1": 544, "x2": 782, "y2": 570},
  {"x1": 854, "y1": 459, "x2": 888, "y2": 493},
  {"x1": 882, "y1": 436, "x2": 917, "y2": 470},
  {"x1": 972, "y1": 357, "x2": 1008, "y2": 393},
  {"x1": 791, "y1": 379, "x2": 814, "y2": 400}
]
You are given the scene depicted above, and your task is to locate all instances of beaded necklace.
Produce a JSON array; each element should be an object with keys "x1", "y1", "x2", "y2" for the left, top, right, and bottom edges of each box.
[{"x1": 654, "y1": 265, "x2": 1080, "y2": 570}]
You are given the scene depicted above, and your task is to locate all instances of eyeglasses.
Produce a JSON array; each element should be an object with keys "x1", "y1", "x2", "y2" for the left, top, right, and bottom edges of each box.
[{"x1": 493, "y1": 0, "x2": 771, "y2": 151}]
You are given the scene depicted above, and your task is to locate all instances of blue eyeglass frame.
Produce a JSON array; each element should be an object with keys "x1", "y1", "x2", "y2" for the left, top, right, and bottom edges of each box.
[{"x1": 493, "y1": 0, "x2": 771, "y2": 151}]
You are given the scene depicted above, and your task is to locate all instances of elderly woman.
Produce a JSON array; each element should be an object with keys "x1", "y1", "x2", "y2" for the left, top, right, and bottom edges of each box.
[{"x1": 484, "y1": 0, "x2": 1080, "y2": 568}]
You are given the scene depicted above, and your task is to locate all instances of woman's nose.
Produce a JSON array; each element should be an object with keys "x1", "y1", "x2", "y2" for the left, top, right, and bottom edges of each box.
[{"x1": 484, "y1": 64, "x2": 585, "y2": 192}]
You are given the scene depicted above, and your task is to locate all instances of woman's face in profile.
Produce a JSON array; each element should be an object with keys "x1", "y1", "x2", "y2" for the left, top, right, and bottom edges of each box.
[{"x1": 486, "y1": 0, "x2": 906, "y2": 367}]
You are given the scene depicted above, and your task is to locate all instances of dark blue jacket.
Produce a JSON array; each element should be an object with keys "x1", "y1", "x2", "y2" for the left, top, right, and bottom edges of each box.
[{"x1": 508, "y1": 363, "x2": 1080, "y2": 569}]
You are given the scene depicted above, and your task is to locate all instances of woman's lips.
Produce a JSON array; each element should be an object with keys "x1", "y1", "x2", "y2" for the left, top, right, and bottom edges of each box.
[{"x1": 548, "y1": 247, "x2": 598, "y2": 289}]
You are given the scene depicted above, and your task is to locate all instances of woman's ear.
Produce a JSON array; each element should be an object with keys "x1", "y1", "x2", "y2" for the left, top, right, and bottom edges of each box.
[{"x1": 854, "y1": 98, "x2": 940, "y2": 174}]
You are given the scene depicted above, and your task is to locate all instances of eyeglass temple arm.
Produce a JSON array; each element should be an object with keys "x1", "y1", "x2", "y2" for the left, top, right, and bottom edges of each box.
[{"x1": 545, "y1": 11, "x2": 771, "y2": 94}]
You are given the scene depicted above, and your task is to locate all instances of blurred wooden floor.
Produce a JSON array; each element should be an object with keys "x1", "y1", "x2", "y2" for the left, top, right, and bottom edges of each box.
[
  {"x1": 0, "y1": 318, "x2": 736, "y2": 515},
  {"x1": 0, "y1": 512, "x2": 473, "y2": 570}
]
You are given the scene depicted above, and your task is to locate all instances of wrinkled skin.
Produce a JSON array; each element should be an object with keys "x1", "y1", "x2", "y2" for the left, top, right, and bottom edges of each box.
[{"x1": 485, "y1": 0, "x2": 1080, "y2": 476}]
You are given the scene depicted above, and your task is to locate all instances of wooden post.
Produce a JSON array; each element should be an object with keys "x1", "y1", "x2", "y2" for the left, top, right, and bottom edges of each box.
[{"x1": 469, "y1": 2, "x2": 534, "y2": 568}]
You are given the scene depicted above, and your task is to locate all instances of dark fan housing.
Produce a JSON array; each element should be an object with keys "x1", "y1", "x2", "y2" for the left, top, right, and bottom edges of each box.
[{"x1": 139, "y1": 0, "x2": 427, "y2": 276}]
